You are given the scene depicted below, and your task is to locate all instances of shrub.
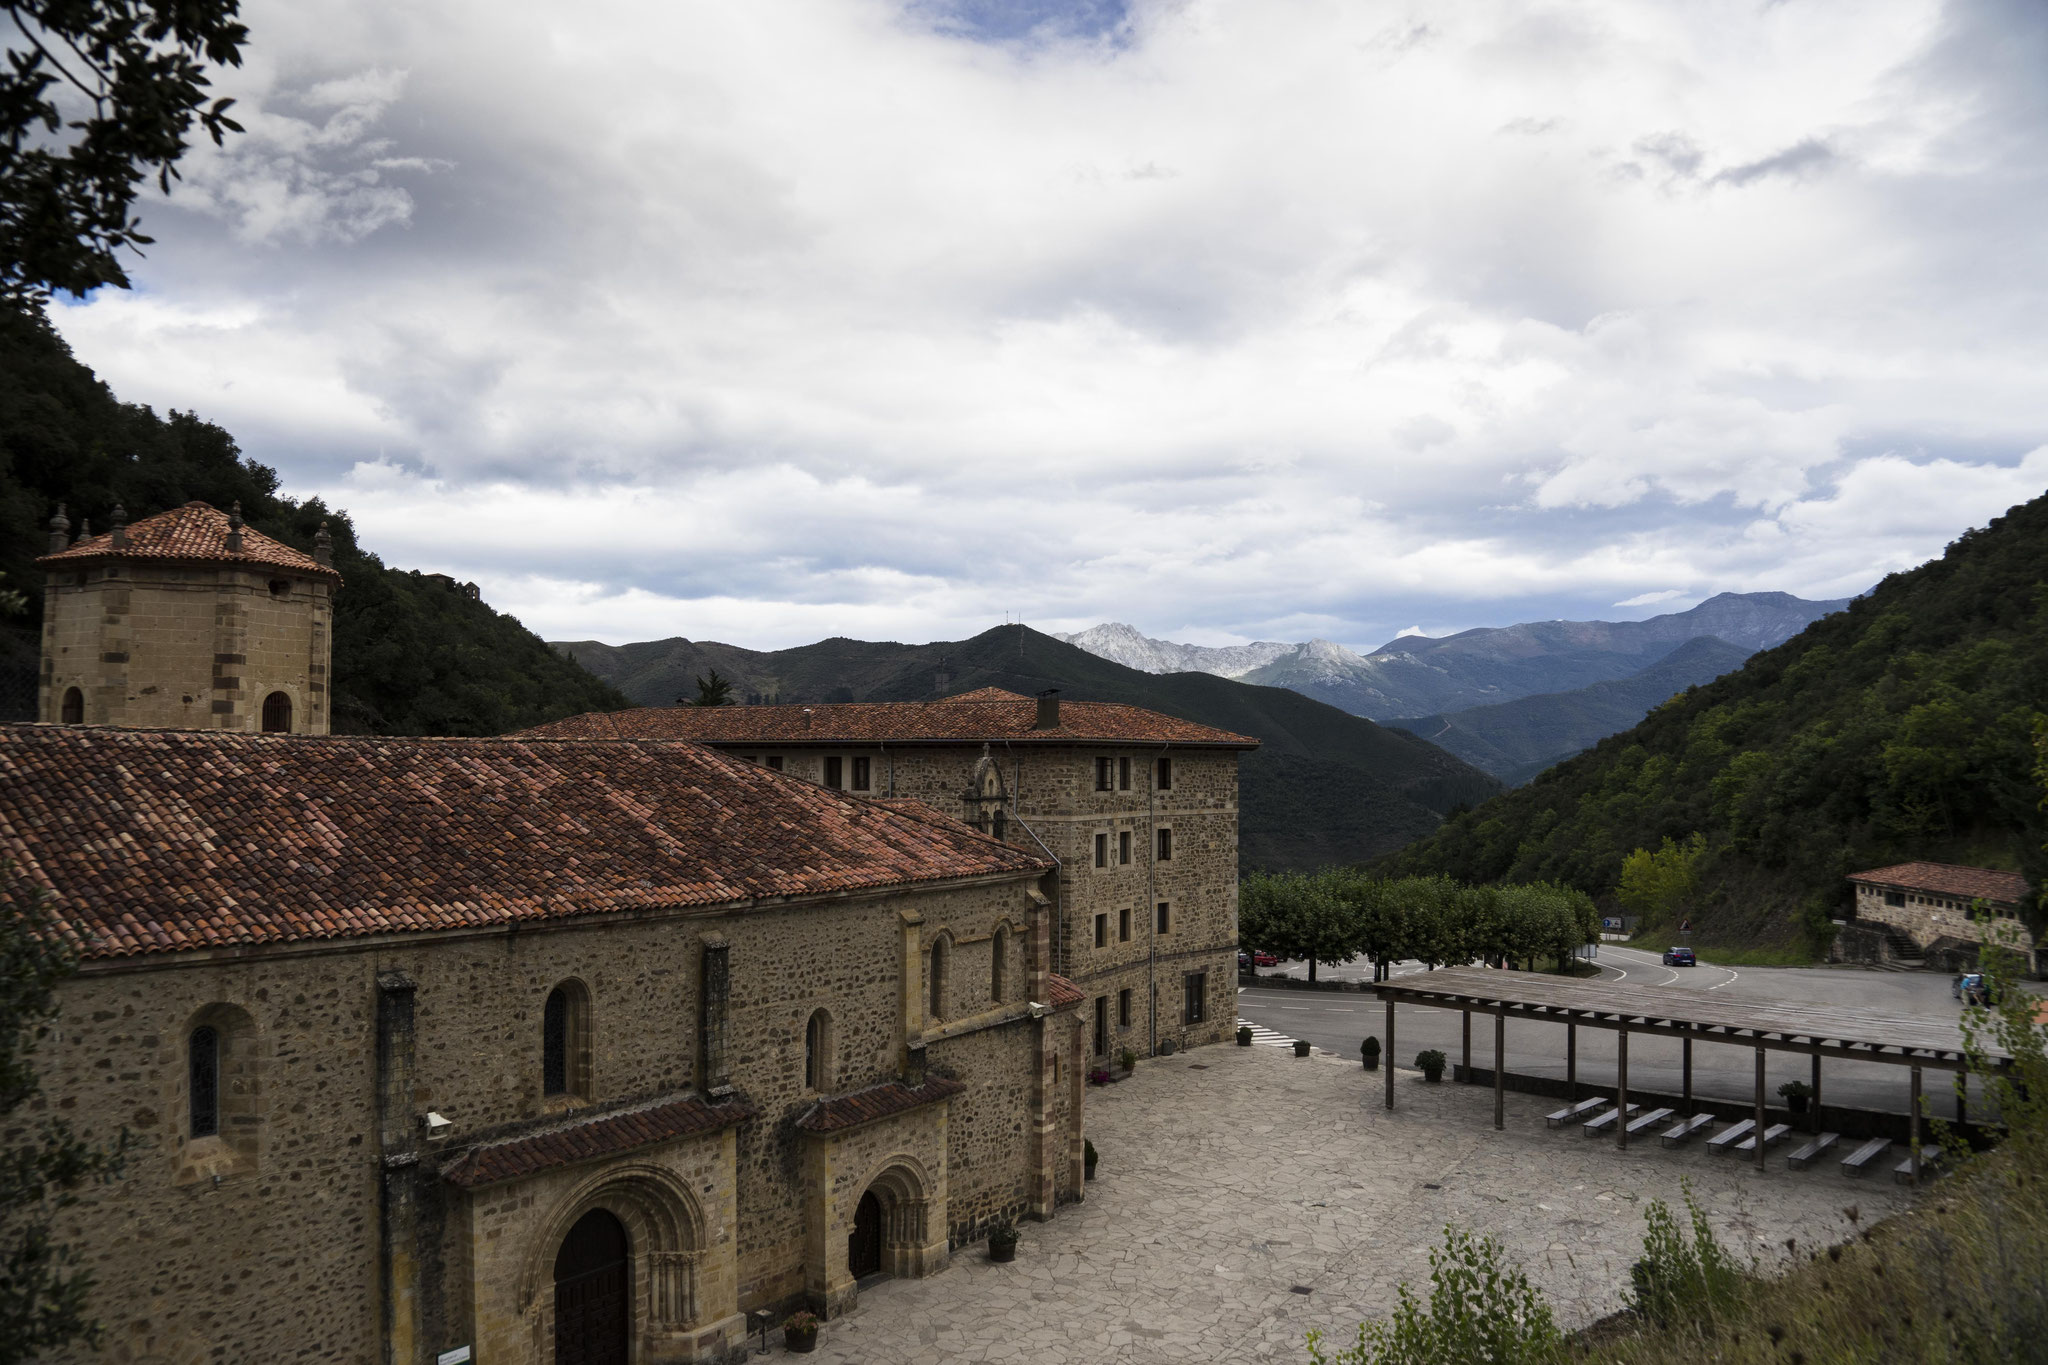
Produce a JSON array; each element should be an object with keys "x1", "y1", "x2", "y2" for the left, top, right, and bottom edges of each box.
[
  {"x1": 1361, "y1": 1035, "x2": 1381, "y2": 1058},
  {"x1": 1307, "y1": 1224, "x2": 1562, "y2": 1365},
  {"x1": 1119, "y1": 1047, "x2": 1137, "y2": 1071},
  {"x1": 1627, "y1": 1180, "x2": 1747, "y2": 1329},
  {"x1": 1415, "y1": 1049, "x2": 1446, "y2": 1081}
]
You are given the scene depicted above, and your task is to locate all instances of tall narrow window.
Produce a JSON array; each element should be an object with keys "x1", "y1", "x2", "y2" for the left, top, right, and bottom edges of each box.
[
  {"x1": 1156, "y1": 755, "x2": 1172, "y2": 790},
  {"x1": 1183, "y1": 972, "x2": 1208, "y2": 1024},
  {"x1": 60, "y1": 687, "x2": 83, "y2": 725},
  {"x1": 851, "y1": 757, "x2": 871, "y2": 791},
  {"x1": 260, "y1": 691, "x2": 292, "y2": 733},
  {"x1": 805, "y1": 1009, "x2": 833, "y2": 1091},
  {"x1": 1118, "y1": 988, "x2": 1132, "y2": 1028},
  {"x1": 1156, "y1": 827, "x2": 1173, "y2": 861},
  {"x1": 992, "y1": 928, "x2": 1008, "y2": 1003},
  {"x1": 1156, "y1": 901, "x2": 1171, "y2": 934},
  {"x1": 188, "y1": 1026, "x2": 220, "y2": 1138},
  {"x1": 929, "y1": 939, "x2": 948, "y2": 1021},
  {"x1": 543, "y1": 988, "x2": 570, "y2": 1096},
  {"x1": 1094, "y1": 914, "x2": 1108, "y2": 949},
  {"x1": 1094, "y1": 833, "x2": 1108, "y2": 868},
  {"x1": 1094, "y1": 757, "x2": 1114, "y2": 791},
  {"x1": 1119, "y1": 907, "x2": 1131, "y2": 942},
  {"x1": 1093, "y1": 997, "x2": 1108, "y2": 1055},
  {"x1": 1118, "y1": 831, "x2": 1132, "y2": 865},
  {"x1": 1117, "y1": 757, "x2": 1131, "y2": 791},
  {"x1": 823, "y1": 757, "x2": 844, "y2": 789}
]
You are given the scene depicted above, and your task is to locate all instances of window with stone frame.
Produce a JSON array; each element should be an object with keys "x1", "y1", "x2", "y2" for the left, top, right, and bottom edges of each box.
[
  {"x1": 1118, "y1": 757, "x2": 1131, "y2": 790},
  {"x1": 176, "y1": 1003, "x2": 264, "y2": 1182},
  {"x1": 1093, "y1": 996, "x2": 1108, "y2": 1055},
  {"x1": 929, "y1": 937, "x2": 949, "y2": 1021},
  {"x1": 805, "y1": 1009, "x2": 835, "y2": 1091},
  {"x1": 60, "y1": 686, "x2": 83, "y2": 724},
  {"x1": 851, "y1": 756, "x2": 871, "y2": 791},
  {"x1": 766, "y1": 755, "x2": 784, "y2": 771},
  {"x1": 188, "y1": 1025, "x2": 220, "y2": 1138},
  {"x1": 1156, "y1": 901, "x2": 1171, "y2": 934},
  {"x1": 1884, "y1": 891, "x2": 1906, "y2": 908},
  {"x1": 1118, "y1": 830, "x2": 1131, "y2": 865},
  {"x1": 822, "y1": 756, "x2": 844, "y2": 789},
  {"x1": 1119, "y1": 906, "x2": 1131, "y2": 942},
  {"x1": 1156, "y1": 755, "x2": 1172, "y2": 790},
  {"x1": 260, "y1": 690, "x2": 292, "y2": 733},
  {"x1": 1118, "y1": 988, "x2": 1132, "y2": 1028},
  {"x1": 543, "y1": 980, "x2": 593, "y2": 1100},
  {"x1": 992, "y1": 927, "x2": 1008, "y2": 1002},
  {"x1": 1094, "y1": 757, "x2": 1114, "y2": 791},
  {"x1": 1183, "y1": 971, "x2": 1208, "y2": 1024},
  {"x1": 1156, "y1": 826, "x2": 1173, "y2": 861},
  {"x1": 1094, "y1": 832, "x2": 1108, "y2": 868},
  {"x1": 1094, "y1": 914, "x2": 1108, "y2": 949}
]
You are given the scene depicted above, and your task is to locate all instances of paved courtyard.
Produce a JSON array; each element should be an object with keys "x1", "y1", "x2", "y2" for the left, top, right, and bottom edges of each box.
[{"x1": 790, "y1": 1044, "x2": 1917, "y2": 1363}]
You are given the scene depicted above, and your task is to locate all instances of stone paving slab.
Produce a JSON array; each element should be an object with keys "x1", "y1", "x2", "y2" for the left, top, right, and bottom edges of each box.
[{"x1": 786, "y1": 1045, "x2": 1916, "y2": 1363}]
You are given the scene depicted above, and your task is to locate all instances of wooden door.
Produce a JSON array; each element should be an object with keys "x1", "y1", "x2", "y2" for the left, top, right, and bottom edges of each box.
[{"x1": 555, "y1": 1208, "x2": 630, "y2": 1365}]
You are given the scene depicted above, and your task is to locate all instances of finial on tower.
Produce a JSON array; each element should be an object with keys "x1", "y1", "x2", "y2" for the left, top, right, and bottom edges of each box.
[
  {"x1": 314, "y1": 519, "x2": 333, "y2": 568},
  {"x1": 77, "y1": 517, "x2": 90, "y2": 544},
  {"x1": 47, "y1": 504, "x2": 69, "y2": 553},
  {"x1": 110, "y1": 504, "x2": 128, "y2": 549},
  {"x1": 226, "y1": 501, "x2": 244, "y2": 554}
]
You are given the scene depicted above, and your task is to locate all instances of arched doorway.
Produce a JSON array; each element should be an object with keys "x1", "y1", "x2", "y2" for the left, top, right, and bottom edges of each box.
[
  {"x1": 260, "y1": 691, "x2": 292, "y2": 733},
  {"x1": 849, "y1": 1189, "x2": 884, "y2": 1280},
  {"x1": 554, "y1": 1208, "x2": 630, "y2": 1365}
]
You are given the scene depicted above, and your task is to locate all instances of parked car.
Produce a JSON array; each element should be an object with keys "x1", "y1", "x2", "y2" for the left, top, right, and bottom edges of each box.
[
  {"x1": 1953, "y1": 973, "x2": 1997, "y2": 1006},
  {"x1": 1663, "y1": 946, "x2": 1696, "y2": 967}
]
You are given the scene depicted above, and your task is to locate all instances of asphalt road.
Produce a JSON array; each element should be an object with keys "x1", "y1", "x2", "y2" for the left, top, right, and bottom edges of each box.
[{"x1": 1236, "y1": 944, "x2": 2025, "y2": 1119}]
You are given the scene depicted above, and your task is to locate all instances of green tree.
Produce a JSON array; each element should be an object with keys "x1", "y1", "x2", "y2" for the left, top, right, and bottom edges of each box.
[
  {"x1": 1308, "y1": 1224, "x2": 1562, "y2": 1365},
  {"x1": 690, "y1": 670, "x2": 735, "y2": 707},
  {"x1": 2, "y1": 0, "x2": 250, "y2": 300},
  {"x1": 1615, "y1": 834, "x2": 1705, "y2": 929},
  {"x1": 0, "y1": 862, "x2": 126, "y2": 1358}
]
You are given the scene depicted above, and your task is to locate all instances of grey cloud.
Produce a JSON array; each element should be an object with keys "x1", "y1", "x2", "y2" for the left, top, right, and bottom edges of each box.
[{"x1": 1712, "y1": 138, "x2": 1835, "y2": 188}]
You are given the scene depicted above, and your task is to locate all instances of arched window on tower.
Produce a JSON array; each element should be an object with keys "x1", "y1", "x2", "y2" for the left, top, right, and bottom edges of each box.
[
  {"x1": 805, "y1": 1009, "x2": 834, "y2": 1091},
  {"x1": 991, "y1": 927, "x2": 1008, "y2": 1004},
  {"x1": 542, "y1": 980, "x2": 592, "y2": 1100},
  {"x1": 60, "y1": 687, "x2": 83, "y2": 725},
  {"x1": 929, "y1": 938, "x2": 949, "y2": 1022},
  {"x1": 261, "y1": 691, "x2": 292, "y2": 734},
  {"x1": 189, "y1": 1025, "x2": 220, "y2": 1138}
]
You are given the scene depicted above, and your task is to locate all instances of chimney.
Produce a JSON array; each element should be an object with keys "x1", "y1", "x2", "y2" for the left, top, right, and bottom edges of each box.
[
  {"x1": 110, "y1": 504, "x2": 128, "y2": 549},
  {"x1": 47, "y1": 504, "x2": 69, "y2": 554},
  {"x1": 225, "y1": 502, "x2": 245, "y2": 555},
  {"x1": 1034, "y1": 689, "x2": 1060, "y2": 730}
]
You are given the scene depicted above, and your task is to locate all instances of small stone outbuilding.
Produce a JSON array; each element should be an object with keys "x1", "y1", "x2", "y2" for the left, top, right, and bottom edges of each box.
[{"x1": 1843, "y1": 861, "x2": 2036, "y2": 974}]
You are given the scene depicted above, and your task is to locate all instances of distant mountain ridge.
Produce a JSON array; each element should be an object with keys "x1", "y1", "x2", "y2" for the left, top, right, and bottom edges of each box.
[
  {"x1": 1059, "y1": 592, "x2": 1851, "y2": 722},
  {"x1": 556, "y1": 625, "x2": 1502, "y2": 873}
]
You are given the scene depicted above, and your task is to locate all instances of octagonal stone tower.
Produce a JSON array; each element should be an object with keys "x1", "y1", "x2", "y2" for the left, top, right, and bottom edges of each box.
[{"x1": 37, "y1": 501, "x2": 340, "y2": 734}]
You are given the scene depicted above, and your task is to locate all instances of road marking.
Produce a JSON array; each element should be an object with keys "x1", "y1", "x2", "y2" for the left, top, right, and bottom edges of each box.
[
  {"x1": 1710, "y1": 967, "x2": 1740, "y2": 991},
  {"x1": 1235, "y1": 1019, "x2": 1301, "y2": 1050},
  {"x1": 1277, "y1": 1006, "x2": 1313, "y2": 1011}
]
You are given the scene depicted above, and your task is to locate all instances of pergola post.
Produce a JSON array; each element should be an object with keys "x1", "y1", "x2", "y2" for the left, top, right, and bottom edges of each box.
[
  {"x1": 1384, "y1": 995, "x2": 1395, "y2": 1111},
  {"x1": 1753, "y1": 1045, "x2": 1767, "y2": 1171},
  {"x1": 1616, "y1": 1022, "x2": 1629, "y2": 1151},
  {"x1": 1681, "y1": 1034, "x2": 1692, "y2": 1112},
  {"x1": 1811, "y1": 1053, "x2": 1823, "y2": 1133},
  {"x1": 1567, "y1": 1022, "x2": 1577, "y2": 1101},
  {"x1": 1462, "y1": 1009, "x2": 1472, "y2": 1083},
  {"x1": 1493, "y1": 1009, "x2": 1504, "y2": 1131},
  {"x1": 1910, "y1": 1065, "x2": 1922, "y2": 1181}
]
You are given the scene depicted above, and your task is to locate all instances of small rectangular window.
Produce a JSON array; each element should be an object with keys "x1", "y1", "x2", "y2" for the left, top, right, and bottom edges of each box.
[
  {"x1": 1118, "y1": 830, "x2": 1132, "y2": 865},
  {"x1": 823, "y1": 756, "x2": 843, "y2": 789},
  {"x1": 1118, "y1": 988, "x2": 1132, "y2": 1028},
  {"x1": 1157, "y1": 755, "x2": 1172, "y2": 790},
  {"x1": 1156, "y1": 827, "x2": 1173, "y2": 861},
  {"x1": 1094, "y1": 832, "x2": 1108, "y2": 868},
  {"x1": 1884, "y1": 891, "x2": 1905, "y2": 908},
  {"x1": 1156, "y1": 901, "x2": 1171, "y2": 934},
  {"x1": 1119, "y1": 906, "x2": 1131, "y2": 942},
  {"x1": 1094, "y1": 914, "x2": 1108, "y2": 949},
  {"x1": 1183, "y1": 971, "x2": 1208, "y2": 1024},
  {"x1": 1118, "y1": 756, "x2": 1131, "y2": 791},
  {"x1": 1095, "y1": 757, "x2": 1114, "y2": 791},
  {"x1": 766, "y1": 756, "x2": 784, "y2": 771},
  {"x1": 1094, "y1": 997, "x2": 1108, "y2": 1055},
  {"x1": 851, "y1": 756, "x2": 871, "y2": 791}
]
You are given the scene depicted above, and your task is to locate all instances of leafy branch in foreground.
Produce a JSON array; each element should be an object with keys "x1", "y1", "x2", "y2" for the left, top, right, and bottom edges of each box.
[
  {"x1": 1307, "y1": 1224, "x2": 1562, "y2": 1365},
  {"x1": 0, "y1": 860, "x2": 127, "y2": 1359}
]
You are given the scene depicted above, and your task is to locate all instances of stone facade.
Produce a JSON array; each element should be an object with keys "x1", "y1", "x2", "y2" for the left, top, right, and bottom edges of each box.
[
  {"x1": 1847, "y1": 865, "x2": 2037, "y2": 974},
  {"x1": 39, "y1": 875, "x2": 1084, "y2": 1365}
]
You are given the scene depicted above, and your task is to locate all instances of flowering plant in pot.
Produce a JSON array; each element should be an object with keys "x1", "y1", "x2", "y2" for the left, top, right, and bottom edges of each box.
[
  {"x1": 988, "y1": 1222, "x2": 1020, "y2": 1263},
  {"x1": 1360, "y1": 1035, "x2": 1381, "y2": 1071},
  {"x1": 1087, "y1": 1067, "x2": 1112, "y2": 1086},
  {"x1": 1778, "y1": 1079, "x2": 1813, "y2": 1115},
  {"x1": 1416, "y1": 1048, "x2": 1447, "y2": 1083},
  {"x1": 783, "y1": 1310, "x2": 820, "y2": 1353},
  {"x1": 1237, "y1": 1024, "x2": 1254, "y2": 1047}
]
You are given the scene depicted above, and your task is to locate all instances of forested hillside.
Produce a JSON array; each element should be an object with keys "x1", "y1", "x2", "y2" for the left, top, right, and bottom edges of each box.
[
  {"x1": 564, "y1": 624, "x2": 1503, "y2": 871},
  {"x1": 0, "y1": 302, "x2": 628, "y2": 734},
  {"x1": 1380, "y1": 492, "x2": 2048, "y2": 947}
]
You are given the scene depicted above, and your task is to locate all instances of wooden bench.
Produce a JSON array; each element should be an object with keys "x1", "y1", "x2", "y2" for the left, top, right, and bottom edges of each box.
[
  {"x1": 1582, "y1": 1103, "x2": 1640, "y2": 1137},
  {"x1": 1735, "y1": 1123, "x2": 1792, "y2": 1155},
  {"x1": 1706, "y1": 1120, "x2": 1756, "y2": 1155},
  {"x1": 1546, "y1": 1097, "x2": 1605, "y2": 1128},
  {"x1": 1624, "y1": 1107, "x2": 1675, "y2": 1138},
  {"x1": 1840, "y1": 1137, "x2": 1891, "y2": 1177},
  {"x1": 1893, "y1": 1146, "x2": 1944, "y2": 1185},
  {"x1": 1660, "y1": 1112, "x2": 1717, "y2": 1148},
  {"x1": 1785, "y1": 1132, "x2": 1840, "y2": 1170}
]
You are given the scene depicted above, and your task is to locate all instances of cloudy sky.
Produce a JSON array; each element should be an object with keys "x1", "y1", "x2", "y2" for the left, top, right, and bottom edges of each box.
[{"x1": 47, "y1": 0, "x2": 2048, "y2": 651}]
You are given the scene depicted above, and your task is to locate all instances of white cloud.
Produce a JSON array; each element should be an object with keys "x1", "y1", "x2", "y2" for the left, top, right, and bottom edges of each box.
[
  {"x1": 1614, "y1": 589, "x2": 1688, "y2": 608},
  {"x1": 43, "y1": 0, "x2": 2048, "y2": 648}
]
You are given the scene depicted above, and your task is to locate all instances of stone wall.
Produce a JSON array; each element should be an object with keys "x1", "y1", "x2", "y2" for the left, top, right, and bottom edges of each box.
[
  {"x1": 40, "y1": 561, "x2": 332, "y2": 733},
  {"x1": 1853, "y1": 883, "x2": 2034, "y2": 958}
]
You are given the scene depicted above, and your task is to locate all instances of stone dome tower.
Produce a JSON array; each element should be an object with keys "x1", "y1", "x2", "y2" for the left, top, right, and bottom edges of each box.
[{"x1": 37, "y1": 501, "x2": 341, "y2": 733}]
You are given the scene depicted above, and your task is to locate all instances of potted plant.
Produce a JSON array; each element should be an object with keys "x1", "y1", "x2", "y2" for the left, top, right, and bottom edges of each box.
[
  {"x1": 1237, "y1": 1024, "x2": 1254, "y2": 1047},
  {"x1": 1119, "y1": 1047, "x2": 1138, "y2": 1074},
  {"x1": 1416, "y1": 1049, "x2": 1447, "y2": 1083},
  {"x1": 1360, "y1": 1036, "x2": 1381, "y2": 1071},
  {"x1": 988, "y1": 1222, "x2": 1019, "y2": 1263},
  {"x1": 783, "y1": 1310, "x2": 820, "y2": 1354},
  {"x1": 1084, "y1": 1137, "x2": 1098, "y2": 1181},
  {"x1": 1778, "y1": 1079, "x2": 1813, "y2": 1116},
  {"x1": 1292, "y1": 1038, "x2": 1312, "y2": 1058},
  {"x1": 1087, "y1": 1066, "x2": 1112, "y2": 1086}
]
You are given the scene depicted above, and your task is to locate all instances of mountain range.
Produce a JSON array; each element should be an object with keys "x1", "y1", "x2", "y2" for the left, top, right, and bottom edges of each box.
[{"x1": 556, "y1": 625, "x2": 1503, "y2": 872}]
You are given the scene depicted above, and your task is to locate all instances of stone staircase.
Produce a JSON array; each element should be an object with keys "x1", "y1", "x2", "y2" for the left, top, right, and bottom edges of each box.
[{"x1": 1872, "y1": 926, "x2": 1927, "y2": 972}]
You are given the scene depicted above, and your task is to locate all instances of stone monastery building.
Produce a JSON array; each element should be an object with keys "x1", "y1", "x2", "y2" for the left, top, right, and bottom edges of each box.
[{"x1": 5, "y1": 502, "x2": 1254, "y2": 1365}]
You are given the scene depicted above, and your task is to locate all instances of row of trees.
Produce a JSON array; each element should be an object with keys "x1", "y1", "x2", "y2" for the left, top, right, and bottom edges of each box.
[{"x1": 1238, "y1": 870, "x2": 1602, "y2": 982}]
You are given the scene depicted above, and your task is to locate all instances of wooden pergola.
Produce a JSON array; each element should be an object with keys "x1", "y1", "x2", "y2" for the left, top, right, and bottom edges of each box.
[{"x1": 1374, "y1": 967, "x2": 2009, "y2": 1177}]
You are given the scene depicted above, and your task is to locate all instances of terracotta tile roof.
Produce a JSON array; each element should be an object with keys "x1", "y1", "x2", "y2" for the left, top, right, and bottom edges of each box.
[
  {"x1": 1044, "y1": 973, "x2": 1084, "y2": 1011},
  {"x1": 1848, "y1": 862, "x2": 2031, "y2": 906},
  {"x1": 442, "y1": 1093, "x2": 753, "y2": 1188},
  {"x1": 517, "y1": 697, "x2": 1258, "y2": 749},
  {"x1": 37, "y1": 501, "x2": 338, "y2": 580},
  {"x1": 795, "y1": 1076, "x2": 967, "y2": 1134},
  {"x1": 0, "y1": 726, "x2": 1051, "y2": 961},
  {"x1": 946, "y1": 687, "x2": 1030, "y2": 702}
]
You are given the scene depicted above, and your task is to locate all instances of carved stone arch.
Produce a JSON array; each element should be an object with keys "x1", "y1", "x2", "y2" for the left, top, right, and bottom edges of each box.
[
  {"x1": 926, "y1": 929, "x2": 953, "y2": 1022},
  {"x1": 963, "y1": 744, "x2": 1009, "y2": 835},
  {"x1": 173, "y1": 1000, "x2": 266, "y2": 1183},
  {"x1": 519, "y1": 1162, "x2": 711, "y2": 1347},
  {"x1": 848, "y1": 1152, "x2": 943, "y2": 1281}
]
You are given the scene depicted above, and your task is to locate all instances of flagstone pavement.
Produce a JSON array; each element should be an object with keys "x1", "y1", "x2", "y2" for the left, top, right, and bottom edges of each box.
[{"x1": 787, "y1": 1044, "x2": 1916, "y2": 1364}]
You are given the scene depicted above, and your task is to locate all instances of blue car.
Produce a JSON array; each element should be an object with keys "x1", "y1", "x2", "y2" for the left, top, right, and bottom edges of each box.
[{"x1": 1663, "y1": 946, "x2": 1696, "y2": 967}]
